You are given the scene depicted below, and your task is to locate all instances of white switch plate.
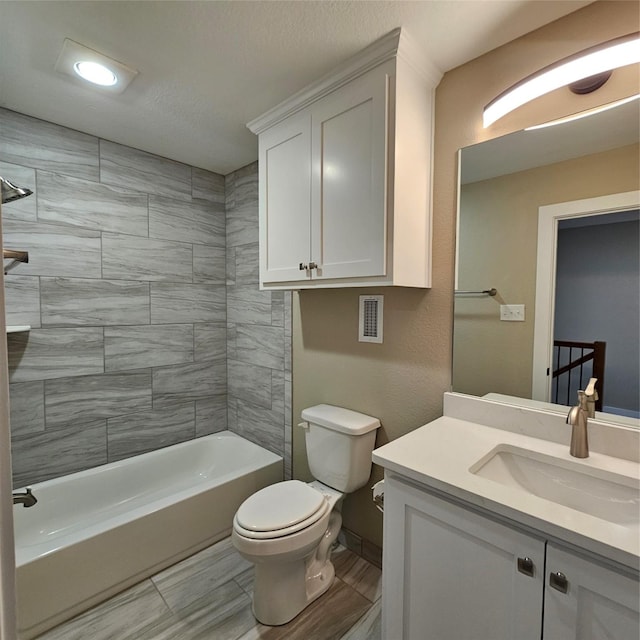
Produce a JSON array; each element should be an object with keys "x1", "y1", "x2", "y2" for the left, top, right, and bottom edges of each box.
[{"x1": 500, "y1": 304, "x2": 525, "y2": 321}]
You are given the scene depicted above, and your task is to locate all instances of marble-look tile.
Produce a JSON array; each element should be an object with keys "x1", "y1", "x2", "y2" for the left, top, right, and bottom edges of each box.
[
  {"x1": 332, "y1": 547, "x2": 382, "y2": 603},
  {"x1": 41, "y1": 277, "x2": 150, "y2": 326},
  {"x1": 0, "y1": 109, "x2": 99, "y2": 181},
  {"x1": 234, "y1": 242, "x2": 259, "y2": 285},
  {"x1": 227, "y1": 396, "x2": 238, "y2": 432},
  {"x1": 8, "y1": 327, "x2": 104, "y2": 383},
  {"x1": 9, "y1": 381, "x2": 45, "y2": 436},
  {"x1": 196, "y1": 395, "x2": 228, "y2": 436},
  {"x1": 284, "y1": 378, "x2": 292, "y2": 480},
  {"x1": 271, "y1": 291, "x2": 284, "y2": 327},
  {"x1": 36, "y1": 579, "x2": 172, "y2": 640},
  {"x1": 44, "y1": 370, "x2": 152, "y2": 427},
  {"x1": 4, "y1": 275, "x2": 40, "y2": 328},
  {"x1": 2, "y1": 220, "x2": 101, "y2": 278},
  {"x1": 235, "y1": 578, "x2": 371, "y2": 640},
  {"x1": 99, "y1": 139, "x2": 191, "y2": 200},
  {"x1": 230, "y1": 162, "x2": 258, "y2": 210},
  {"x1": 102, "y1": 233, "x2": 192, "y2": 282},
  {"x1": 0, "y1": 160, "x2": 37, "y2": 221},
  {"x1": 149, "y1": 195, "x2": 225, "y2": 247},
  {"x1": 152, "y1": 537, "x2": 252, "y2": 613},
  {"x1": 226, "y1": 246, "x2": 237, "y2": 285},
  {"x1": 11, "y1": 419, "x2": 107, "y2": 487},
  {"x1": 235, "y1": 400, "x2": 284, "y2": 457},
  {"x1": 107, "y1": 401, "x2": 195, "y2": 462},
  {"x1": 236, "y1": 325, "x2": 284, "y2": 371},
  {"x1": 37, "y1": 171, "x2": 149, "y2": 236},
  {"x1": 194, "y1": 323, "x2": 226, "y2": 361},
  {"x1": 193, "y1": 244, "x2": 226, "y2": 283},
  {"x1": 105, "y1": 324, "x2": 194, "y2": 372},
  {"x1": 192, "y1": 167, "x2": 225, "y2": 204},
  {"x1": 226, "y1": 206, "x2": 259, "y2": 248},
  {"x1": 338, "y1": 599, "x2": 382, "y2": 640},
  {"x1": 150, "y1": 283, "x2": 225, "y2": 324},
  {"x1": 227, "y1": 285, "x2": 273, "y2": 326},
  {"x1": 228, "y1": 360, "x2": 272, "y2": 410},
  {"x1": 139, "y1": 580, "x2": 255, "y2": 640},
  {"x1": 153, "y1": 360, "x2": 226, "y2": 408}
]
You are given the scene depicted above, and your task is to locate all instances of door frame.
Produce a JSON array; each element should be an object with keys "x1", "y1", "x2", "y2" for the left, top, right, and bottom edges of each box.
[{"x1": 531, "y1": 190, "x2": 640, "y2": 401}]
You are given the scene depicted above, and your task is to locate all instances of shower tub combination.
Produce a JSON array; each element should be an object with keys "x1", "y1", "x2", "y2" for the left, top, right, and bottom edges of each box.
[{"x1": 12, "y1": 431, "x2": 282, "y2": 639}]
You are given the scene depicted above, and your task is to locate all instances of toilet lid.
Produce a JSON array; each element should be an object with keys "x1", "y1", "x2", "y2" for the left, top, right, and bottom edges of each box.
[{"x1": 236, "y1": 480, "x2": 326, "y2": 533}]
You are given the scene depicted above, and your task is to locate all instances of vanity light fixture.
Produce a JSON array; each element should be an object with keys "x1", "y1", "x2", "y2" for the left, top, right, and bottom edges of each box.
[
  {"x1": 55, "y1": 39, "x2": 138, "y2": 94},
  {"x1": 525, "y1": 93, "x2": 640, "y2": 130},
  {"x1": 483, "y1": 32, "x2": 640, "y2": 128}
]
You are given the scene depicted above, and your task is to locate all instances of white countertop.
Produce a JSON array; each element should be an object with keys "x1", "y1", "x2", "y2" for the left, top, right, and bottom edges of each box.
[{"x1": 373, "y1": 393, "x2": 640, "y2": 570}]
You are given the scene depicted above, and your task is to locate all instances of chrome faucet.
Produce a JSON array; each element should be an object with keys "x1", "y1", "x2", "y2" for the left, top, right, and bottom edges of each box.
[
  {"x1": 566, "y1": 378, "x2": 597, "y2": 458},
  {"x1": 13, "y1": 487, "x2": 37, "y2": 508}
]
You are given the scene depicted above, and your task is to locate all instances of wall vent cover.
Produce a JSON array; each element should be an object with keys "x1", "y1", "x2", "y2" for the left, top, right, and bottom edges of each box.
[{"x1": 359, "y1": 295, "x2": 383, "y2": 343}]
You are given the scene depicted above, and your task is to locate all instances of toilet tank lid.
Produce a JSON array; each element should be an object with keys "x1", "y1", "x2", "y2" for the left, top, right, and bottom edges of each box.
[{"x1": 301, "y1": 404, "x2": 380, "y2": 435}]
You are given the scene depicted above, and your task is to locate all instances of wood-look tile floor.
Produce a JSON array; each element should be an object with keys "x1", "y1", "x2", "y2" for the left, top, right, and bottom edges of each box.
[{"x1": 36, "y1": 538, "x2": 382, "y2": 640}]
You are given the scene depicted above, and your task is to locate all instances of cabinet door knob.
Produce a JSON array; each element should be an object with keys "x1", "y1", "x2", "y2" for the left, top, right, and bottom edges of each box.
[
  {"x1": 549, "y1": 571, "x2": 568, "y2": 593},
  {"x1": 299, "y1": 263, "x2": 308, "y2": 271},
  {"x1": 517, "y1": 556, "x2": 535, "y2": 577},
  {"x1": 308, "y1": 261, "x2": 318, "y2": 270}
]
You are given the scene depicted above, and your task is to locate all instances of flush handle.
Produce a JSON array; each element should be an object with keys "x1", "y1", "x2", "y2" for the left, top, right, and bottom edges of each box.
[
  {"x1": 549, "y1": 571, "x2": 568, "y2": 593},
  {"x1": 517, "y1": 556, "x2": 535, "y2": 577}
]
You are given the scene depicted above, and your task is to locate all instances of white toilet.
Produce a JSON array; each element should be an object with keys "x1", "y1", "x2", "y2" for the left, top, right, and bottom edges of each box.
[{"x1": 231, "y1": 404, "x2": 380, "y2": 626}]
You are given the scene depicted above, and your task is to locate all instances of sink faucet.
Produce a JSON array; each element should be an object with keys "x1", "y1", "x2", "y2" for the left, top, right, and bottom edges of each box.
[
  {"x1": 13, "y1": 487, "x2": 37, "y2": 508},
  {"x1": 566, "y1": 378, "x2": 597, "y2": 459}
]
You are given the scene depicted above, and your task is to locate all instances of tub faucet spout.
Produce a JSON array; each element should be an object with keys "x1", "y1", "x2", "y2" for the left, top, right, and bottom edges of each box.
[{"x1": 13, "y1": 487, "x2": 37, "y2": 508}]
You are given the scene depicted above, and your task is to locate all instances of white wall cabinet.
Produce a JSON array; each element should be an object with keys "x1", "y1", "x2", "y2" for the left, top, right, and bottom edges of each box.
[
  {"x1": 383, "y1": 474, "x2": 640, "y2": 640},
  {"x1": 248, "y1": 28, "x2": 441, "y2": 290}
]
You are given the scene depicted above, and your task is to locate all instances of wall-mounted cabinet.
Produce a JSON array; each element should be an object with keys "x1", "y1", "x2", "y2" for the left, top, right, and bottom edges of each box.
[{"x1": 248, "y1": 28, "x2": 441, "y2": 290}]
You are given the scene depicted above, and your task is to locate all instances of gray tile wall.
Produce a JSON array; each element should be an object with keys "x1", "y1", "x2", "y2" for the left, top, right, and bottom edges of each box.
[
  {"x1": 2, "y1": 109, "x2": 289, "y2": 487},
  {"x1": 225, "y1": 163, "x2": 292, "y2": 479}
]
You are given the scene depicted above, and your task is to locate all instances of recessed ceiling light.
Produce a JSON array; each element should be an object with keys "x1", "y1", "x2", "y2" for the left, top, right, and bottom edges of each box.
[
  {"x1": 73, "y1": 61, "x2": 118, "y2": 86},
  {"x1": 55, "y1": 39, "x2": 138, "y2": 94}
]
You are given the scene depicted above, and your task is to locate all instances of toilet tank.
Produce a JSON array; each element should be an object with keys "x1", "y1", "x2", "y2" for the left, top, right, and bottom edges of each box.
[{"x1": 300, "y1": 404, "x2": 380, "y2": 493}]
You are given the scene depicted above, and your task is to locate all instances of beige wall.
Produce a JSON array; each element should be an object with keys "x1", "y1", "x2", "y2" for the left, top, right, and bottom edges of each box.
[
  {"x1": 455, "y1": 143, "x2": 640, "y2": 398},
  {"x1": 293, "y1": 1, "x2": 640, "y2": 548}
]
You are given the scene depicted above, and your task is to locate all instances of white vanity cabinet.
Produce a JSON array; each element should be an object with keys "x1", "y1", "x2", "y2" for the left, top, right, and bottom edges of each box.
[
  {"x1": 383, "y1": 474, "x2": 640, "y2": 640},
  {"x1": 248, "y1": 28, "x2": 441, "y2": 290}
]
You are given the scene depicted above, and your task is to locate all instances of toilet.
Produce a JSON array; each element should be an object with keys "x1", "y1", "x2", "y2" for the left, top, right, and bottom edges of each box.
[{"x1": 231, "y1": 404, "x2": 380, "y2": 626}]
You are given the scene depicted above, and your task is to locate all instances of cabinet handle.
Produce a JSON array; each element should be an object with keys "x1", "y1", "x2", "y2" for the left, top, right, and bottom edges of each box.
[
  {"x1": 517, "y1": 556, "x2": 535, "y2": 577},
  {"x1": 299, "y1": 263, "x2": 308, "y2": 271},
  {"x1": 549, "y1": 571, "x2": 568, "y2": 593},
  {"x1": 308, "y1": 261, "x2": 318, "y2": 270}
]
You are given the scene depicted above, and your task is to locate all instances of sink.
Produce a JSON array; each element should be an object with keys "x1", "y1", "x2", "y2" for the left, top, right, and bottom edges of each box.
[{"x1": 470, "y1": 445, "x2": 640, "y2": 526}]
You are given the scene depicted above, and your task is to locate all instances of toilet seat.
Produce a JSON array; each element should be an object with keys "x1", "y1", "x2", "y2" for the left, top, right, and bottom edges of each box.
[{"x1": 234, "y1": 480, "x2": 329, "y2": 540}]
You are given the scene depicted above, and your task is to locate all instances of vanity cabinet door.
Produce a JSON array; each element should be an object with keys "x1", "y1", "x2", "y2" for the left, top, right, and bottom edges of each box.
[
  {"x1": 258, "y1": 110, "x2": 312, "y2": 284},
  {"x1": 543, "y1": 543, "x2": 640, "y2": 640},
  {"x1": 383, "y1": 476, "x2": 545, "y2": 640}
]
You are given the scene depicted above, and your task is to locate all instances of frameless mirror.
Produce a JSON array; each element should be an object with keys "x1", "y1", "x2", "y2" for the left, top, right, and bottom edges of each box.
[{"x1": 454, "y1": 97, "x2": 640, "y2": 427}]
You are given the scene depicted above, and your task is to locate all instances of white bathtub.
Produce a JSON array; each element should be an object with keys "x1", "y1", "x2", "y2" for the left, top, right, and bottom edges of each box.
[{"x1": 13, "y1": 431, "x2": 282, "y2": 639}]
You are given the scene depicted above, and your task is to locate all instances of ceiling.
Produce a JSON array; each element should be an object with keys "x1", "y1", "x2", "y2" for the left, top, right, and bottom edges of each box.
[{"x1": 0, "y1": 1, "x2": 593, "y2": 175}]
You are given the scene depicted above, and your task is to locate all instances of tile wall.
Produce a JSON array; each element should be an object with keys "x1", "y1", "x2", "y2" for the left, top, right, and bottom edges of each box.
[{"x1": 0, "y1": 108, "x2": 291, "y2": 487}]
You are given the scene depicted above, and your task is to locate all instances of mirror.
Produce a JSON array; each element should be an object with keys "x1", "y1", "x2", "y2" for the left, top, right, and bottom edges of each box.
[{"x1": 454, "y1": 97, "x2": 640, "y2": 426}]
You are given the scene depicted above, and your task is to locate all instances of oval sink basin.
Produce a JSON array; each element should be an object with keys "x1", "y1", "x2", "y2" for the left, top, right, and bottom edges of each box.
[{"x1": 469, "y1": 445, "x2": 640, "y2": 527}]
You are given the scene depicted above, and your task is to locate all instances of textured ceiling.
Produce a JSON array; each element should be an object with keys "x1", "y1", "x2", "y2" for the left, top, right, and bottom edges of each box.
[{"x1": 0, "y1": 1, "x2": 593, "y2": 174}]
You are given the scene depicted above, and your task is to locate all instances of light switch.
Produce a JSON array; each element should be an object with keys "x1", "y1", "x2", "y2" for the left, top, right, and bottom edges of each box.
[{"x1": 500, "y1": 304, "x2": 525, "y2": 321}]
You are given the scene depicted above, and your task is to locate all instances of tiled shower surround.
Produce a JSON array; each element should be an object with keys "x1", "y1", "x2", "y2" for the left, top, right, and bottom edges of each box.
[{"x1": 0, "y1": 108, "x2": 291, "y2": 487}]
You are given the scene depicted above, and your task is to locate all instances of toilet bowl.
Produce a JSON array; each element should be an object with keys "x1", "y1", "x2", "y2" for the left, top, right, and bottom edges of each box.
[
  {"x1": 232, "y1": 480, "x2": 343, "y2": 625},
  {"x1": 232, "y1": 404, "x2": 380, "y2": 626}
]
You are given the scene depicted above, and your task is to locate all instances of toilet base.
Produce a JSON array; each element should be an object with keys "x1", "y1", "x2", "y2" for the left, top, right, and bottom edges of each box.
[{"x1": 252, "y1": 511, "x2": 342, "y2": 626}]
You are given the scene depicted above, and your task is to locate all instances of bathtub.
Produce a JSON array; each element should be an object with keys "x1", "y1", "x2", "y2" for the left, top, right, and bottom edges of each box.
[{"x1": 12, "y1": 431, "x2": 282, "y2": 639}]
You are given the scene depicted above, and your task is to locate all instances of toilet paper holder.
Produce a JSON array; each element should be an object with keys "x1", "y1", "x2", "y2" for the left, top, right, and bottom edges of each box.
[{"x1": 372, "y1": 479, "x2": 384, "y2": 513}]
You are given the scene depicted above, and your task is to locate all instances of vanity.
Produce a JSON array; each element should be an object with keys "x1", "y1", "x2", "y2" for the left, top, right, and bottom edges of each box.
[{"x1": 373, "y1": 392, "x2": 640, "y2": 640}]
